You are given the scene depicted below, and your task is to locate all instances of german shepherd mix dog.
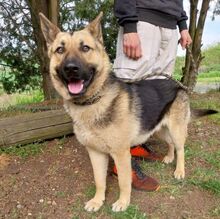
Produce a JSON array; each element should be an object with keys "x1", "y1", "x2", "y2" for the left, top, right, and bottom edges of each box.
[{"x1": 39, "y1": 12, "x2": 217, "y2": 212}]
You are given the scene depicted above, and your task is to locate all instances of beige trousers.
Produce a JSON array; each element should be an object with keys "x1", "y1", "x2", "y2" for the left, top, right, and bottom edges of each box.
[{"x1": 113, "y1": 21, "x2": 178, "y2": 79}]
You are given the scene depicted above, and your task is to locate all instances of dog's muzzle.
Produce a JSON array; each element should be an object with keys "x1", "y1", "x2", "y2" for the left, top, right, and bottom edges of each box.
[{"x1": 58, "y1": 59, "x2": 96, "y2": 96}]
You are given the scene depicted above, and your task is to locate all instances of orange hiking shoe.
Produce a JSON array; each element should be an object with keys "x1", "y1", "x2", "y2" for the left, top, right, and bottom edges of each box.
[
  {"x1": 112, "y1": 159, "x2": 160, "y2": 192},
  {"x1": 130, "y1": 144, "x2": 163, "y2": 161}
]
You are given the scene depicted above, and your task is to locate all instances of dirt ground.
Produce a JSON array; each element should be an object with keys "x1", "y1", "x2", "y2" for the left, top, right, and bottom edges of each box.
[{"x1": 0, "y1": 94, "x2": 220, "y2": 219}]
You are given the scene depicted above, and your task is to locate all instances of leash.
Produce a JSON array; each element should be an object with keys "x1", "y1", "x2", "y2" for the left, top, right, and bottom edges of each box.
[
  {"x1": 186, "y1": 44, "x2": 197, "y2": 73},
  {"x1": 73, "y1": 92, "x2": 102, "y2": 106},
  {"x1": 117, "y1": 72, "x2": 189, "y2": 91},
  {"x1": 185, "y1": 44, "x2": 199, "y2": 92}
]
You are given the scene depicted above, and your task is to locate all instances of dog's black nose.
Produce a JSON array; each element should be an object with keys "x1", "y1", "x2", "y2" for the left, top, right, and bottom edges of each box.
[{"x1": 64, "y1": 63, "x2": 79, "y2": 74}]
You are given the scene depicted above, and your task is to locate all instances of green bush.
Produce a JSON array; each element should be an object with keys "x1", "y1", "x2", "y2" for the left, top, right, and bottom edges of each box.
[
  {"x1": 1, "y1": 70, "x2": 42, "y2": 94},
  {"x1": 0, "y1": 63, "x2": 42, "y2": 94}
]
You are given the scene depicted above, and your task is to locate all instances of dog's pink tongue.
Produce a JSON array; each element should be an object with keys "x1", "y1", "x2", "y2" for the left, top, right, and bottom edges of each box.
[{"x1": 68, "y1": 80, "x2": 84, "y2": 94}]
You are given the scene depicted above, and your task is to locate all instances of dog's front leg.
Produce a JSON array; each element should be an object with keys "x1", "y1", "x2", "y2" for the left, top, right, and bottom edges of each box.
[
  {"x1": 111, "y1": 149, "x2": 131, "y2": 212},
  {"x1": 84, "y1": 147, "x2": 109, "y2": 212}
]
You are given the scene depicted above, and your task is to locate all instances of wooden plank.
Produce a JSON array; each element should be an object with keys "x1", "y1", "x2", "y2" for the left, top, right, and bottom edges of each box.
[
  {"x1": 0, "y1": 109, "x2": 68, "y2": 126},
  {"x1": 0, "y1": 110, "x2": 73, "y2": 147}
]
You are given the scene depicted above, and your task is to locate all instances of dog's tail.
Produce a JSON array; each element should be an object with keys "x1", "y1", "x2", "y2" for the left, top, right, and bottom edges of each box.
[{"x1": 191, "y1": 108, "x2": 218, "y2": 120}]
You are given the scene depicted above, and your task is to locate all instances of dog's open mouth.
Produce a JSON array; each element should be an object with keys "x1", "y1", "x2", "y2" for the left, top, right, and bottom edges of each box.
[
  {"x1": 67, "y1": 79, "x2": 84, "y2": 94},
  {"x1": 57, "y1": 61, "x2": 96, "y2": 96},
  {"x1": 66, "y1": 71, "x2": 94, "y2": 96}
]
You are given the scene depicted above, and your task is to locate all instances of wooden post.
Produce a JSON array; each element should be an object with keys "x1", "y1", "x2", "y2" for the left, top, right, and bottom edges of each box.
[{"x1": 0, "y1": 110, "x2": 73, "y2": 147}]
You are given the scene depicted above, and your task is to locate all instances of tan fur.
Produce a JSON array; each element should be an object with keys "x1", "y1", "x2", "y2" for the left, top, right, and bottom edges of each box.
[{"x1": 40, "y1": 12, "x2": 191, "y2": 212}]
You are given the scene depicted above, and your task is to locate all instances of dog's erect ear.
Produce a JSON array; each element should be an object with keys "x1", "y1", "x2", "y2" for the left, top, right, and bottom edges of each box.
[
  {"x1": 39, "y1": 12, "x2": 60, "y2": 46},
  {"x1": 86, "y1": 12, "x2": 103, "y2": 44}
]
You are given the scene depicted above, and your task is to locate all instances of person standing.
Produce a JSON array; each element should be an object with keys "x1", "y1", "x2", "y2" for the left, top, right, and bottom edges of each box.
[{"x1": 112, "y1": 0, "x2": 192, "y2": 191}]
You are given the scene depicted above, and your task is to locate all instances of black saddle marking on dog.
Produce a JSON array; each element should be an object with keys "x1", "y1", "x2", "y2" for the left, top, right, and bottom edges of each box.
[{"x1": 131, "y1": 79, "x2": 181, "y2": 131}]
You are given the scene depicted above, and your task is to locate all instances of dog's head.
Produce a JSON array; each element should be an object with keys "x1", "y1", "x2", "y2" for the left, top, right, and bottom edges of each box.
[{"x1": 39, "y1": 12, "x2": 110, "y2": 100}]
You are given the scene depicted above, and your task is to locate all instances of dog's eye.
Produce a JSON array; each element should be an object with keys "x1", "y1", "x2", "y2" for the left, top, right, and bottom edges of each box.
[
  {"x1": 55, "y1": 47, "x2": 65, "y2": 54},
  {"x1": 82, "y1": 45, "x2": 91, "y2": 52}
]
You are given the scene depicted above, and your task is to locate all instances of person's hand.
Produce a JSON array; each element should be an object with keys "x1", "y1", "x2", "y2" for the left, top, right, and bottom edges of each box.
[
  {"x1": 179, "y1": 29, "x2": 192, "y2": 49},
  {"x1": 123, "y1": 33, "x2": 142, "y2": 60}
]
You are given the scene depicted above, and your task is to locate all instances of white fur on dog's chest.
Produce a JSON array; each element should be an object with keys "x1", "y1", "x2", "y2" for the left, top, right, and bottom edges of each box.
[
  {"x1": 74, "y1": 123, "x2": 94, "y2": 145},
  {"x1": 74, "y1": 122, "x2": 111, "y2": 153}
]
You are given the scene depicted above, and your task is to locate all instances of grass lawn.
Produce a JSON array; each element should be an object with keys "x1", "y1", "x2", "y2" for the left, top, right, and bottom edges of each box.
[{"x1": 174, "y1": 43, "x2": 220, "y2": 83}]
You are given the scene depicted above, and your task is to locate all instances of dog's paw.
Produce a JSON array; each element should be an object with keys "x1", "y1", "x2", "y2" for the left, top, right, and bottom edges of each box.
[
  {"x1": 84, "y1": 198, "x2": 103, "y2": 212},
  {"x1": 163, "y1": 155, "x2": 174, "y2": 164},
  {"x1": 112, "y1": 199, "x2": 129, "y2": 212},
  {"x1": 174, "y1": 169, "x2": 185, "y2": 180}
]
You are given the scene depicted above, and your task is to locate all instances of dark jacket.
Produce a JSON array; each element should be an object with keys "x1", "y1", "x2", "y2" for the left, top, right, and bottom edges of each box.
[{"x1": 114, "y1": 0, "x2": 188, "y2": 33}]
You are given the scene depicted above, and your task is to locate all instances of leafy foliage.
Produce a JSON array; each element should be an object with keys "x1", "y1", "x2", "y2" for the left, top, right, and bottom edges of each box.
[
  {"x1": 0, "y1": 0, "x2": 41, "y2": 93},
  {"x1": 60, "y1": 0, "x2": 117, "y2": 61},
  {"x1": 73, "y1": 0, "x2": 118, "y2": 61},
  {"x1": 213, "y1": 0, "x2": 220, "y2": 19}
]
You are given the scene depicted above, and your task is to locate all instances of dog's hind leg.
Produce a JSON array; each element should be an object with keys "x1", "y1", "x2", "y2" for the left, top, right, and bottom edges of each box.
[
  {"x1": 156, "y1": 127, "x2": 175, "y2": 164},
  {"x1": 84, "y1": 147, "x2": 109, "y2": 212},
  {"x1": 111, "y1": 149, "x2": 131, "y2": 212},
  {"x1": 167, "y1": 121, "x2": 188, "y2": 180},
  {"x1": 166, "y1": 90, "x2": 190, "y2": 179}
]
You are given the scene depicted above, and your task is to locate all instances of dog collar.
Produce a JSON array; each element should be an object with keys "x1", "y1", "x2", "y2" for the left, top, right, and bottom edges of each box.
[{"x1": 73, "y1": 93, "x2": 102, "y2": 106}]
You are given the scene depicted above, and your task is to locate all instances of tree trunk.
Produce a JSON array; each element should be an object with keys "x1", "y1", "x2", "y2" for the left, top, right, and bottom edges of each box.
[
  {"x1": 181, "y1": 0, "x2": 211, "y2": 93},
  {"x1": 181, "y1": 0, "x2": 198, "y2": 88},
  {"x1": 26, "y1": 0, "x2": 59, "y2": 100}
]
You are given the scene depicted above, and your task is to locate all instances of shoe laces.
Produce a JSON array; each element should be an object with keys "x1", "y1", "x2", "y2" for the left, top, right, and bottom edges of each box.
[
  {"x1": 131, "y1": 159, "x2": 146, "y2": 180},
  {"x1": 142, "y1": 143, "x2": 154, "y2": 153}
]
